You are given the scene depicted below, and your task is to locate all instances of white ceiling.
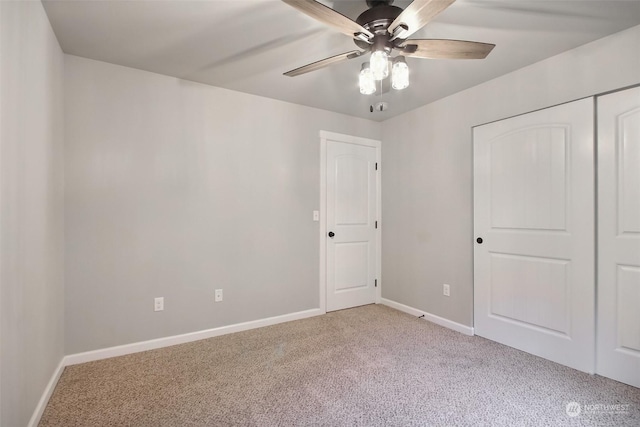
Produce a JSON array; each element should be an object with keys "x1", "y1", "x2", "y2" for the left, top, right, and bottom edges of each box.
[{"x1": 43, "y1": 0, "x2": 640, "y2": 121}]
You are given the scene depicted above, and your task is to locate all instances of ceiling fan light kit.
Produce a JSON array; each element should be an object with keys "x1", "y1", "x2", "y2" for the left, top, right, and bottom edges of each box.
[
  {"x1": 359, "y1": 62, "x2": 377, "y2": 95},
  {"x1": 391, "y1": 56, "x2": 409, "y2": 90},
  {"x1": 283, "y1": 0, "x2": 495, "y2": 100},
  {"x1": 370, "y1": 50, "x2": 390, "y2": 80},
  {"x1": 359, "y1": 56, "x2": 409, "y2": 95}
]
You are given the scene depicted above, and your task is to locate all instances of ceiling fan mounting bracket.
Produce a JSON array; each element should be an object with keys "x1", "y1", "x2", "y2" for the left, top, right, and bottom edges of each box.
[
  {"x1": 389, "y1": 23, "x2": 409, "y2": 42},
  {"x1": 398, "y1": 43, "x2": 418, "y2": 54}
]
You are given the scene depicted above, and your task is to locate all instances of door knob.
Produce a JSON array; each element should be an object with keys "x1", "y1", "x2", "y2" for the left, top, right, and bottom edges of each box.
[
  {"x1": 476, "y1": 237, "x2": 483, "y2": 244},
  {"x1": 328, "y1": 231, "x2": 335, "y2": 238}
]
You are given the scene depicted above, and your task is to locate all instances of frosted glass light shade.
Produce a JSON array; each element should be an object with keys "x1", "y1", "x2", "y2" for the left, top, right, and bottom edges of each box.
[
  {"x1": 359, "y1": 62, "x2": 376, "y2": 95},
  {"x1": 370, "y1": 50, "x2": 389, "y2": 81},
  {"x1": 392, "y1": 56, "x2": 409, "y2": 90}
]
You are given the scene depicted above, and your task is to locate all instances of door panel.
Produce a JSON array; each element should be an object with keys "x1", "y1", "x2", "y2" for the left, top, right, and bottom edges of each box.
[
  {"x1": 490, "y1": 126, "x2": 568, "y2": 231},
  {"x1": 489, "y1": 253, "x2": 570, "y2": 335},
  {"x1": 597, "y1": 86, "x2": 640, "y2": 388},
  {"x1": 326, "y1": 139, "x2": 378, "y2": 312},
  {"x1": 617, "y1": 266, "x2": 640, "y2": 352},
  {"x1": 619, "y1": 109, "x2": 640, "y2": 233},
  {"x1": 474, "y1": 98, "x2": 594, "y2": 373},
  {"x1": 335, "y1": 155, "x2": 369, "y2": 225},
  {"x1": 334, "y1": 242, "x2": 369, "y2": 291}
]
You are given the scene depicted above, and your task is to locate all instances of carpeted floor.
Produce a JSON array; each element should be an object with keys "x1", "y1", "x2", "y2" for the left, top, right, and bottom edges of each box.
[{"x1": 40, "y1": 304, "x2": 640, "y2": 426}]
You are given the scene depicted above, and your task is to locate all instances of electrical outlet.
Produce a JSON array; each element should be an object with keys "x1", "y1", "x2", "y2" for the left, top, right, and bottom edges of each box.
[
  {"x1": 214, "y1": 289, "x2": 223, "y2": 302},
  {"x1": 443, "y1": 284, "x2": 450, "y2": 297},
  {"x1": 154, "y1": 297, "x2": 164, "y2": 311}
]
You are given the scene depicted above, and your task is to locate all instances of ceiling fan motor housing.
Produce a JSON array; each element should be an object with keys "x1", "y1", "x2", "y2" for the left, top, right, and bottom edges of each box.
[{"x1": 354, "y1": 4, "x2": 403, "y2": 52}]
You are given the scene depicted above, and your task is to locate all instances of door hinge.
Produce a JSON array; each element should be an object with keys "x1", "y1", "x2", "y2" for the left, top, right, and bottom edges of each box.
[
  {"x1": 375, "y1": 279, "x2": 377, "y2": 287},
  {"x1": 375, "y1": 220, "x2": 378, "y2": 229},
  {"x1": 375, "y1": 162, "x2": 378, "y2": 170}
]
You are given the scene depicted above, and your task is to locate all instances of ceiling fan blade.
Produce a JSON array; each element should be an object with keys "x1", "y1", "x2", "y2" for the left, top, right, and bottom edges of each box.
[
  {"x1": 282, "y1": 0, "x2": 373, "y2": 40},
  {"x1": 284, "y1": 50, "x2": 365, "y2": 77},
  {"x1": 400, "y1": 39, "x2": 495, "y2": 59},
  {"x1": 389, "y1": 0, "x2": 456, "y2": 40}
]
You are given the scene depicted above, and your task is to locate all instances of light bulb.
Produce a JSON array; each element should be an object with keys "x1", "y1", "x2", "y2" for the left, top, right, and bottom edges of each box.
[
  {"x1": 359, "y1": 62, "x2": 376, "y2": 95},
  {"x1": 391, "y1": 56, "x2": 409, "y2": 90},
  {"x1": 370, "y1": 50, "x2": 389, "y2": 81}
]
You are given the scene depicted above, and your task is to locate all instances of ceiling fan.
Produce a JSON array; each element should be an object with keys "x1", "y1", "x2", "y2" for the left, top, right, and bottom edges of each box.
[{"x1": 282, "y1": 0, "x2": 495, "y2": 94}]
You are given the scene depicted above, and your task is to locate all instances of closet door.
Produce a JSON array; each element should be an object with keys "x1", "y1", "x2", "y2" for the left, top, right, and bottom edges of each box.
[
  {"x1": 474, "y1": 98, "x2": 595, "y2": 373},
  {"x1": 597, "y1": 86, "x2": 640, "y2": 388}
]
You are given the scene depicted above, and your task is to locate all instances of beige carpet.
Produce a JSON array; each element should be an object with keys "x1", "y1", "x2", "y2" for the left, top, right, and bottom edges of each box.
[{"x1": 40, "y1": 305, "x2": 640, "y2": 426}]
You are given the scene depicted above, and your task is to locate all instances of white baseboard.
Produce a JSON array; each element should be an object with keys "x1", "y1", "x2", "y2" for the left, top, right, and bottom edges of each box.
[
  {"x1": 65, "y1": 308, "x2": 324, "y2": 366},
  {"x1": 380, "y1": 298, "x2": 474, "y2": 336},
  {"x1": 27, "y1": 357, "x2": 66, "y2": 427}
]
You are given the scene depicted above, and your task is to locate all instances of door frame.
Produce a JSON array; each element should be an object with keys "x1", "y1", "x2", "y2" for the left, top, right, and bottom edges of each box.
[{"x1": 319, "y1": 130, "x2": 382, "y2": 313}]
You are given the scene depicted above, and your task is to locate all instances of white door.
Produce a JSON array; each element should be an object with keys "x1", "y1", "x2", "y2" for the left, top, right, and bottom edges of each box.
[
  {"x1": 597, "y1": 87, "x2": 640, "y2": 388},
  {"x1": 474, "y1": 98, "x2": 595, "y2": 373},
  {"x1": 323, "y1": 132, "x2": 380, "y2": 312}
]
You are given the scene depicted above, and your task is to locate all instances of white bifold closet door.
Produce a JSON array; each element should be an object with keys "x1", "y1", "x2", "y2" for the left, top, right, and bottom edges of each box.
[
  {"x1": 597, "y1": 86, "x2": 640, "y2": 388},
  {"x1": 474, "y1": 98, "x2": 595, "y2": 373}
]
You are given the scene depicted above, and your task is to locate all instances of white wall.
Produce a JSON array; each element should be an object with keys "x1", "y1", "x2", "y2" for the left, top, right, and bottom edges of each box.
[
  {"x1": 64, "y1": 55, "x2": 381, "y2": 354},
  {"x1": 0, "y1": 1, "x2": 65, "y2": 426},
  {"x1": 381, "y1": 25, "x2": 640, "y2": 326}
]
